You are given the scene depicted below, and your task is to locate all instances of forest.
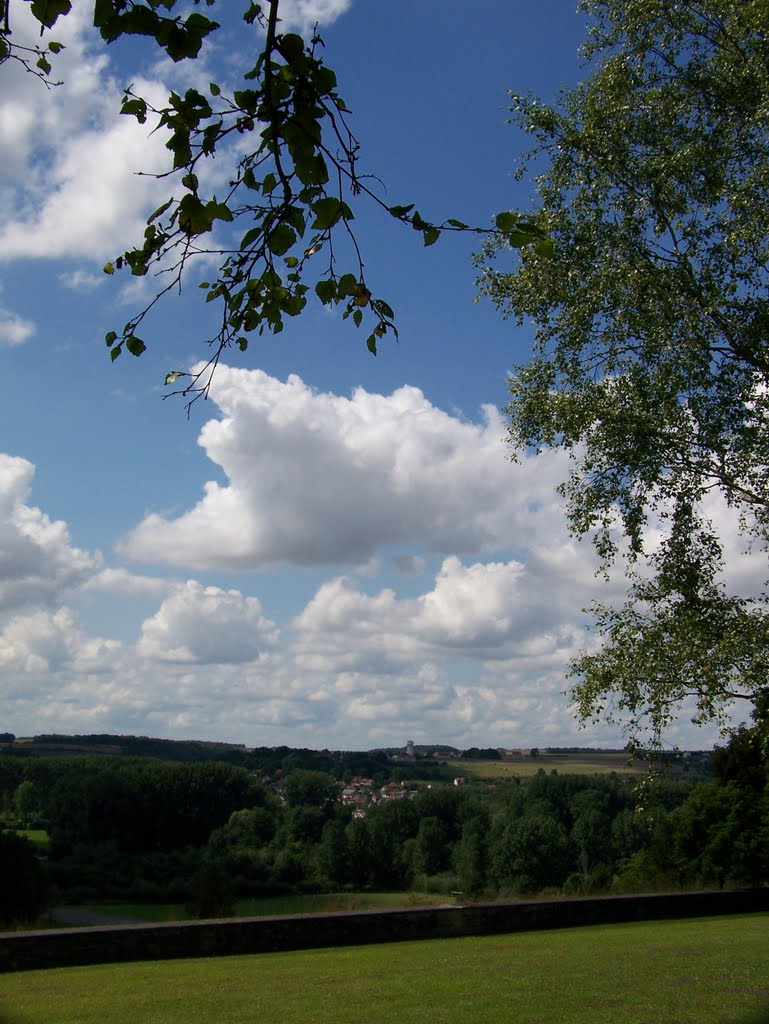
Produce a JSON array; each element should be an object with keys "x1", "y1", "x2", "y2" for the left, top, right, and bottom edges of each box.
[{"x1": 1, "y1": 712, "x2": 767, "y2": 926}]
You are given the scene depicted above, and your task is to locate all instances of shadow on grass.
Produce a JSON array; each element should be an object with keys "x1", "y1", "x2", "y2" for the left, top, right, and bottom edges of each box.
[{"x1": 734, "y1": 1009, "x2": 769, "y2": 1024}]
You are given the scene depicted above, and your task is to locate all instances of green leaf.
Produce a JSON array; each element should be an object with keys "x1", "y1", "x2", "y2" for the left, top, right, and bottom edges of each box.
[
  {"x1": 178, "y1": 196, "x2": 213, "y2": 235},
  {"x1": 447, "y1": 218, "x2": 468, "y2": 229},
  {"x1": 267, "y1": 224, "x2": 297, "y2": 256},
  {"x1": 125, "y1": 335, "x2": 146, "y2": 357},
  {"x1": 285, "y1": 207, "x2": 306, "y2": 237},
  {"x1": 279, "y1": 33, "x2": 305, "y2": 61},
  {"x1": 240, "y1": 226, "x2": 263, "y2": 249},
  {"x1": 148, "y1": 198, "x2": 174, "y2": 225},
  {"x1": 110, "y1": 345, "x2": 122, "y2": 362},
  {"x1": 29, "y1": 0, "x2": 71, "y2": 29},
  {"x1": 366, "y1": 334, "x2": 378, "y2": 355},
  {"x1": 495, "y1": 211, "x2": 519, "y2": 233},
  {"x1": 372, "y1": 299, "x2": 394, "y2": 320},
  {"x1": 209, "y1": 81, "x2": 221, "y2": 96},
  {"x1": 311, "y1": 197, "x2": 345, "y2": 230},
  {"x1": 534, "y1": 238, "x2": 555, "y2": 258},
  {"x1": 337, "y1": 273, "x2": 357, "y2": 297},
  {"x1": 295, "y1": 153, "x2": 329, "y2": 186},
  {"x1": 207, "y1": 200, "x2": 234, "y2": 223},
  {"x1": 423, "y1": 226, "x2": 440, "y2": 247},
  {"x1": 389, "y1": 204, "x2": 415, "y2": 218},
  {"x1": 47, "y1": 41, "x2": 64, "y2": 54},
  {"x1": 120, "y1": 97, "x2": 148, "y2": 124},
  {"x1": 164, "y1": 371, "x2": 186, "y2": 385},
  {"x1": 103, "y1": 262, "x2": 115, "y2": 275},
  {"x1": 507, "y1": 230, "x2": 537, "y2": 248},
  {"x1": 105, "y1": 331, "x2": 118, "y2": 347},
  {"x1": 352, "y1": 309, "x2": 363, "y2": 327},
  {"x1": 315, "y1": 279, "x2": 336, "y2": 304},
  {"x1": 36, "y1": 56, "x2": 52, "y2": 75}
]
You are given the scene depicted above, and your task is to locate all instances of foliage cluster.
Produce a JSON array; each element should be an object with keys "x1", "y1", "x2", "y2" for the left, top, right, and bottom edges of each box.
[
  {"x1": 1, "y1": 0, "x2": 547, "y2": 408},
  {"x1": 477, "y1": 0, "x2": 769, "y2": 744}
]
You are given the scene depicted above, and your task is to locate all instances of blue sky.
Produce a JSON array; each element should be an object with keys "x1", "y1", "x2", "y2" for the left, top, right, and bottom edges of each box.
[{"x1": 0, "y1": 0, "x2": 749, "y2": 749}]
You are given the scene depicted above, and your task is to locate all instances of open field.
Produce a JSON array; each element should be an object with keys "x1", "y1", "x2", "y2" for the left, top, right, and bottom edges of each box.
[
  {"x1": 3, "y1": 914, "x2": 768, "y2": 1024},
  {"x1": 49, "y1": 891, "x2": 456, "y2": 926},
  {"x1": 445, "y1": 752, "x2": 648, "y2": 780}
]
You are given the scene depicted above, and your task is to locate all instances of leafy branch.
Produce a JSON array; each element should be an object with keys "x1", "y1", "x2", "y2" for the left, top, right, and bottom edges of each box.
[
  {"x1": 103, "y1": 2, "x2": 548, "y2": 409},
  {"x1": 8, "y1": 1, "x2": 548, "y2": 409}
]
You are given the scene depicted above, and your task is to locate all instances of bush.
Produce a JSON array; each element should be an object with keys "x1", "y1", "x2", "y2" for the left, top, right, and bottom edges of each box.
[{"x1": 0, "y1": 830, "x2": 51, "y2": 925}]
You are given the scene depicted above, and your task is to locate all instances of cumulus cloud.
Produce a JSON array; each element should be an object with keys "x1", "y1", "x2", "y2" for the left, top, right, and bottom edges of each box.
[
  {"x1": 0, "y1": 310, "x2": 35, "y2": 346},
  {"x1": 293, "y1": 552, "x2": 602, "y2": 671},
  {"x1": 138, "y1": 580, "x2": 279, "y2": 664},
  {"x1": 0, "y1": 3, "x2": 174, "y2": 263},
  {"x1": 120, "y1": 366, "x2": 571, "y2": 570},
  {"x1": 0, "y1": 455, "x2": 100, "y2": 612},
  {"x1": 0, "y1": 607, "x2": 121, "y2": 676},
  {"x1": 276, "y1": 0, "x2": 353, "y2": 32}
]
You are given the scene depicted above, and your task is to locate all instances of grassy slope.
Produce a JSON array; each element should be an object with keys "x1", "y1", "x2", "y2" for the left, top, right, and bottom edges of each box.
[{"x1": 3, "y1": 914, "x2": 768, "y2": 1024}]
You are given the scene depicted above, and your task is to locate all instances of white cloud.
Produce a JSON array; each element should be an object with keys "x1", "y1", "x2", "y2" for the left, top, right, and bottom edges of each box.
[
  {"x1": 84, "y1": 567, "x2": 175, "y2": 600},
  {"x1": 0, "y1": 455, "x2": 100, "y2": 612},
  {"x1": 293, "y1": 552, "x2": 601, "y2": 671},
  {"x1": 0, "y1": 2, "x2": 174, "y2": 262},
  {"x1": 120, "y1": 365, "x2": 572, "y2": 570},
  {"x1": 0, "y1": 310, "x2": 35, "y2": 346},
  {"x1": 58, "y1": 268, "x2": 106, "y2": 292},
  {"x1": 0, "y1": 607, "x2": 120, "y2": 676},
  {"x1": 275, "y1": 0, "x2": 353, "y2": 33},
  {"x1": 138, "y1": 580, "x2": 278, "y2": 664}
]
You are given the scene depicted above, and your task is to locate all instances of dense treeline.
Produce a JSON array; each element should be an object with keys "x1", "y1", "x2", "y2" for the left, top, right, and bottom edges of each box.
[
  {"x1": 1, "y1": 713, "x2": 767, "y2": 925},
  {"x1": 2, "y1": 735, "x2": 398, "y2": 782}
]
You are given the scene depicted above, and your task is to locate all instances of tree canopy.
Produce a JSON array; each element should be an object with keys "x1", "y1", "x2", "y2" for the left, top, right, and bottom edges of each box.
[
  {"x1": 0, "y1": 0, "x2": 547, "y2": 406},
  {"x1": 477, "y1": 0, "x2": 769, "y2": 744}
]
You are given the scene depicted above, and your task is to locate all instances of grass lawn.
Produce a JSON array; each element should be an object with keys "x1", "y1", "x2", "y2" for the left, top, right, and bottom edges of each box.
[
  {"x1": 75, "y1": 891, "x2": 455, "y2": 924},
  {"x1": 3, "y1": 914, "x2": 768, "y2": 1024}
]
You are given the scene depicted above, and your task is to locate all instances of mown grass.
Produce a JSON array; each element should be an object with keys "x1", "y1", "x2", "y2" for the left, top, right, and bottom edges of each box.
[
  {"x1": 80, "y1": 890, "x2": 454, "y2": 924},
  {"x1": 2, "y1": 914, "x2": 768, "y2": 1024}
]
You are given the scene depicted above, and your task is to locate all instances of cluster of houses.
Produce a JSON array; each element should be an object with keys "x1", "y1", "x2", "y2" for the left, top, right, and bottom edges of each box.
[{"x1": 338, "y1": 777, "x2": 418, "y2": 817}]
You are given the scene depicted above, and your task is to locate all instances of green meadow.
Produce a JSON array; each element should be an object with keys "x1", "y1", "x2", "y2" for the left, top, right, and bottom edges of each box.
[
  {"x1": 2, "y1": 914, "x2": 768, "y2": 1024},
  {"x1": 60, "y1": 891, "x2": 455, "y2": 925},
  {"x1": 444, "y1": 752, "x2": 646, "y2": 780}
]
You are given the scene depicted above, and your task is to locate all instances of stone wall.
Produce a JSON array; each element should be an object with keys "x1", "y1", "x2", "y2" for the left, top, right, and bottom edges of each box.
[{"x1": 2, "y1": 889, "x2": 768, "y2": 973}]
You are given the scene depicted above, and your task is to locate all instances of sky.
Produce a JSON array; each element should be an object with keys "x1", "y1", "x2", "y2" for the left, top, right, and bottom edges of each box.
[{"x1": 0, "y1": 0, "x2": 757, "y2": 751}]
